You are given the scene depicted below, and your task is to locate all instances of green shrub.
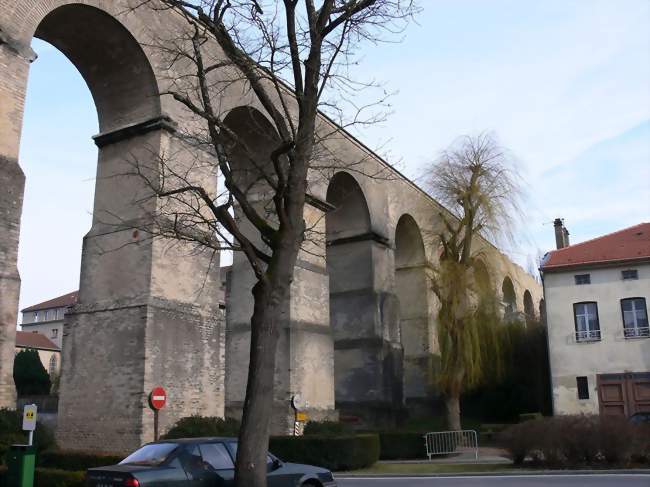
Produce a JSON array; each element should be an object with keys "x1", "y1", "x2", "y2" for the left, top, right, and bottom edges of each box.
[
  {"x1": 13, "y1": 350, "x2": 51, "y2": 396},
  {"x1": 269, "y1": 434, "x2": 379, "y2": 471},
  {"x1": 498, "y1": 421, "x2": 538, "y2": 465},
  {"x1": 598, "y1": 416, "x2": 636, "y2": 465},
  {"x1": 0, "y1": 409, "x2": 55, "y2": 465},
  {"x1": 499, "y1": 415, "x2": 646, "y2": 467},
  {"x1": 38, "y1": 451, "x2": 123, "y2": 471},
  {"x1": 164, "y1": 416, "x2": 241, "y2": 439},
  {"x1": 304, "y1": 421, "x2": 353, "y2": 436},
  {"x1": 377, "y1": 432, "x2": 426, "y2": 460},
  {"x1": 0, "y1": 467, "x2": 85, "y2": 487}
]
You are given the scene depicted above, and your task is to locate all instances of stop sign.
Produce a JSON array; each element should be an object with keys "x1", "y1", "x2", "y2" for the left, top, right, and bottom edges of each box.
[{"x1": 149, "y1": 387, "x2": 167, "y2": 410}]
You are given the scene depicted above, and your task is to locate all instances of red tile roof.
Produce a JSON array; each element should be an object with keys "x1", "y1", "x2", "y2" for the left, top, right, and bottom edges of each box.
[
  {"x1": 541, "y1": 222, "x2": 650, "y2": 271},
  {"x1": 15, "y1": 331, "x2": 60, "y2": 351},
  {"x1": 21, "y1": 291, "x2": 78, "y2": 313}
]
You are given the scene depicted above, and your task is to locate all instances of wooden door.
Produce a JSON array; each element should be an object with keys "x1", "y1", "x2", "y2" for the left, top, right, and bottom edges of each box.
[{"x1": 598, "y1": 372, "x2": 650, "y2": 416}]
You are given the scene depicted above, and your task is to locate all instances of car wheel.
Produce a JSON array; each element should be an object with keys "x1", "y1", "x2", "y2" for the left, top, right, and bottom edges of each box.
[{"x1": 301, "y1": 481, "x2": 322, "y2": 487}]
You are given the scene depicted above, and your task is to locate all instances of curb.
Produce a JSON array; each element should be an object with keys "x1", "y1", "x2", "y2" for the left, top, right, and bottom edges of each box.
[{"x1": 335, "y1": 469, "x2": 650, "y2": 478}]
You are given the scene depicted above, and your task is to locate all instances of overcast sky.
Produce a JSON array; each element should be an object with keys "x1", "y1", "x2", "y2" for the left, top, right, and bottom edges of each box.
[{"x1": 16, "y1": 0, "x2": 650, "y2": 314}]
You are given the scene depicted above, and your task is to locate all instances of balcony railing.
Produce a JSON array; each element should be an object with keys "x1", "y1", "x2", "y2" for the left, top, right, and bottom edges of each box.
[
  {"x1": 624, "y1": 327, "x2": 650, "y2": 339},
  {"x1": 575, "y1": 329, "x2": 601, "y2": 342}
]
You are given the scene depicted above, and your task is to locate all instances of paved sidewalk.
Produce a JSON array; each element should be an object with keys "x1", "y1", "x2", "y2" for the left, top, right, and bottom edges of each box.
[{"x1": 379, "y1": 447, "x2": 511, "y2": 465}]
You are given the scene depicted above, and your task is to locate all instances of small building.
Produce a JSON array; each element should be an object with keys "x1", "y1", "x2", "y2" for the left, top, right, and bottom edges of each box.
[
  {"x1": 15, "y1": 330, "x2": 61, "y2": 376},
  {"x1": 540, "y1": 220, "x2": 650, "y2": 417},
  {"x1": 20, "y1": 291, "x2": 78, "y2": 350}
]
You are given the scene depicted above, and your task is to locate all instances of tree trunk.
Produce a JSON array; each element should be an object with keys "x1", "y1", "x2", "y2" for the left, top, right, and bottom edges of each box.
[
  {"x1": 446, "y1": 393, "x2": 461, "y2": 431},
  {"x1": 235, "y1": 279, "x2": 285, "y2": 487}
]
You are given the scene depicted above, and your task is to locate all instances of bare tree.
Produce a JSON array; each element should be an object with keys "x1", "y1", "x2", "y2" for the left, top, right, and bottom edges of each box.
[
  {"x1": 114, "y1": 1, "x2": 418, "y2": 486},
  {"x1": 426, "y1": 132, "x2": 524, "y2": 430}
]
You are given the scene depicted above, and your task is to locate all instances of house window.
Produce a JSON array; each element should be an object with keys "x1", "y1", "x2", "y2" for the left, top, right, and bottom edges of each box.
[
  {"x1": 577, "y1": 376, "x2": 589, "y2": 400},
  {"x1": 573, "y1": 302, "x2": 600, "y2": 341},
  {"x1": 622, "y1": 269, "x2": 638, "y2": 280},
  {"x1": 51, "y1": 328, "x2": 58, "y2": 339},
  {"x1": 44, "y1": 310, "x2": 49, "y2": 321},
  {"x1": 33, "y1": 311, "x2": 38, "y2": 322},
  {"x1": 574, "y1": 274, "x2": 591, "y2": 285},
  {"x1": 621, "y1": 298, "x2": 649, "y2": 338}
]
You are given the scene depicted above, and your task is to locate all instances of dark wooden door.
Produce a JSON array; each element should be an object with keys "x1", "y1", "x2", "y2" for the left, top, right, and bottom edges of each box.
[{"x1": 598, "y1": 372, "x2": 650, "y2": 416}]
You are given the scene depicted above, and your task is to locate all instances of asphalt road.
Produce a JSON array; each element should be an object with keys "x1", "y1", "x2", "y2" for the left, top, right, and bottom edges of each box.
[{"x1": 335, "y1": 474, "x2": 650, "y2": 486}]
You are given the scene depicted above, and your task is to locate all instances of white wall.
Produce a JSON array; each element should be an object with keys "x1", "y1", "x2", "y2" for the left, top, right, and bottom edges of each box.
[
  {"x1": 544, "y1": 262, "x2": 650, "y2": 415},
  {"x1": 19, "y1": 321, "x2": 63, "y2": 349}
]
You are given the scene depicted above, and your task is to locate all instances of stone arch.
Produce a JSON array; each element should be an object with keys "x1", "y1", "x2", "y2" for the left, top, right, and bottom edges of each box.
[
  {"x1": 523, "y1": 289, "x2": 535, "y2": 322},
  {"x1": 473, "y1": 259, "x2": 492, "y2": 295},
  {"x1": 326, "y1": 172, "x2": 402, "y2": 422},
  {"x1": 222, "y1": 105, "x2": 281, "y2": 193},
  {"x1": 34, "y1": 4, "x2": 161, "y2": 133},
  {"x1": 0, "y1": 2, "x2": 224, "y2": 451},
  {"x1": 395, "y1": 214, "x2": 426, "y2": 267},
  {"x1": 326, "y1": 172, "x2": 372, "y2": 241},
  {"x1": 394, "y1": 214, "x2": 430, "y2": 402},
  {"x1": 501, "y1": 276, "x2": 517, "y2": 320}
]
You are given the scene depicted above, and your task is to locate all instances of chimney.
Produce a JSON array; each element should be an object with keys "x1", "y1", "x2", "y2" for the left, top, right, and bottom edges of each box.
[{"x1": 554, "y1": 218, "x2": 569, "y2": 249}]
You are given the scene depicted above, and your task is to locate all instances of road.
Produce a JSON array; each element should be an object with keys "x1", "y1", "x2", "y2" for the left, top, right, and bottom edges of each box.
[{"x1": 335, "y1": 474, "x2": 650, "y2": 486}]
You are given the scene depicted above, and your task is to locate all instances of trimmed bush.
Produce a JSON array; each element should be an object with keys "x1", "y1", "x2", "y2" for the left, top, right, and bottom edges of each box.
[
  {"x1": 164, "y1": 416, "x2": 241, "y2": 439},
  {"x1": 38, "y1": 451, "x2": 123, "y2": 471},
  {"x1": 304, "y1": 421, "x2": 353, "y2": 436},
  {"x1": 499, "y1": 415, "x2": 647, "y2": 467},
  {"x1": 0, "y1": 467, "x2": 85, "y2": 487},
  {"x1": 269, "y1": 434, "x2": 379, "y2": 471},
  {"x1": 377, "y1": 432, "x2": 426, "y2": 460},
  {"x1": 598, "y1": 416, "x2": 636, "y2": 465},
  {"x1": 497, "y1": 420, "x2": 539, "y2": 465}
]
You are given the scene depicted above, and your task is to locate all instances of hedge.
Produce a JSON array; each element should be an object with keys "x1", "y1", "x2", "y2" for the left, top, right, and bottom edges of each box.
[
  {"x1": 164, "y1": 416, "x2": 241, "y2": 439},
  {"x1": 38, "y1": 451, "x2": 124, "y2": 471},
  {"x1": 0, "y1": 467, "x2": 85, "y2": 487},
  {"x1": 377, "y1": 432, "x2": 426, "y2": 460},
  {"x1": 269, "y1": 434, "x2": 379, "y2": 471},
  {"x1": 499, "y1": 415, "x2": 650, "y2": 466}
]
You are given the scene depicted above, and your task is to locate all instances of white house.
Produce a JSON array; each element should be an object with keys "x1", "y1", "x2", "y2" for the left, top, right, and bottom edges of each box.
[
  {"x1": 20, "y1": 291, "x2": 78, "y2": 349},
  {"x1": 540, "y1": 221, "x2": 650, "y2": 417}
]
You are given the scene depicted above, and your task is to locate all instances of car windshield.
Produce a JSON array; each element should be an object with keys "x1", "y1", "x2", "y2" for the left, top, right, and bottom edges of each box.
[
  {"x1": 120, "y1": 443, "x2": 178, "y2": 466},
  {"x1": 226, "y1": 442, "x2": 276, "y2": 464}
]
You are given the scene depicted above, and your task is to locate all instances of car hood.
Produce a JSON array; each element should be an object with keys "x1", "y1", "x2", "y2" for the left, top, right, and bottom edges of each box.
[{"x1": 280, "y1": 462, "x2": 331, "y2": 475}]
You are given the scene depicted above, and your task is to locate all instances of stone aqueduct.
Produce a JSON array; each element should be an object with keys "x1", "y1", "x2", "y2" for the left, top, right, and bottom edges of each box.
[{"x1": 0, "y1": 1, "x2": 542, "y2": 452}]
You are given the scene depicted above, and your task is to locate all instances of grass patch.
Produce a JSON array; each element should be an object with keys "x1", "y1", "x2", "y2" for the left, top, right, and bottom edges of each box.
[{"x1": 339, "y1": 463, "x2": 516, "y2": 475}]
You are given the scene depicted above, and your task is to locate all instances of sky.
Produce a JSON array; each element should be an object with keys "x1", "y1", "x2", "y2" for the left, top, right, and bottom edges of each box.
[{"x1": 16, "y1": 0, "x2": 650, "y2": 315}]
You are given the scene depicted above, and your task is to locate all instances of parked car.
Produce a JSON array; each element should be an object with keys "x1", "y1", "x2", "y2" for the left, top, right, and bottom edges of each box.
[
  {"x1": 86, "y1": 437, "x2": 337, "y2": 487},
  {"x1": 629, "y1": 412, "x2": 650, "y2": 424}
]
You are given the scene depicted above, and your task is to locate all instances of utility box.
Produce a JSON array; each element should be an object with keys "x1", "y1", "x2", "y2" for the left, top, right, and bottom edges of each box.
[{"x1": 5, "y1": 444, "x2": 36, "y2": 487}]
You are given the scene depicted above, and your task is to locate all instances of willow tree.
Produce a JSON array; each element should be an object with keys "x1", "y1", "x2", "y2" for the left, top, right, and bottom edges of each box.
[
  {"x1": 427, "y1": 133, "x2": 524, "y2": 430},
  {"x1": 125, "y1": 1, "x2": 417, "y2": 486}
]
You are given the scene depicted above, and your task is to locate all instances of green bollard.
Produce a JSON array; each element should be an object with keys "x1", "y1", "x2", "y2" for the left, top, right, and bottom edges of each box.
[{"x1": 5, "y1": 445, "x2": 35, "y2": 487}]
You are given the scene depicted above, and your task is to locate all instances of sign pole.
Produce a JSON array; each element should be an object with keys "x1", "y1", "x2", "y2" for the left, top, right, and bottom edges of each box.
[{"x1": 154, "y1": 410, "x2": 159, "y2": 441}]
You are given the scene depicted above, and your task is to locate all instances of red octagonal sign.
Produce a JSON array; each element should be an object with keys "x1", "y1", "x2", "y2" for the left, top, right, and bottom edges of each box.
[{"x1": 149, "y1": 387, "x2": 167, "y2": 410}]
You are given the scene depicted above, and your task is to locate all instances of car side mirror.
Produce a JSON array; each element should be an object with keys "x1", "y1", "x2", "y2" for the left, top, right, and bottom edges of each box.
[{"x1": 271, "y1": 458, "x2": 282, "y2": 471}]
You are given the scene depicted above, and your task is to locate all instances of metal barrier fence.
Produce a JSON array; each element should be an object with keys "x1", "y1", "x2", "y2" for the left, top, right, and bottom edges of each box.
[{"x1": 423, "y1": 430, "x2": 478, "y2": 460}]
